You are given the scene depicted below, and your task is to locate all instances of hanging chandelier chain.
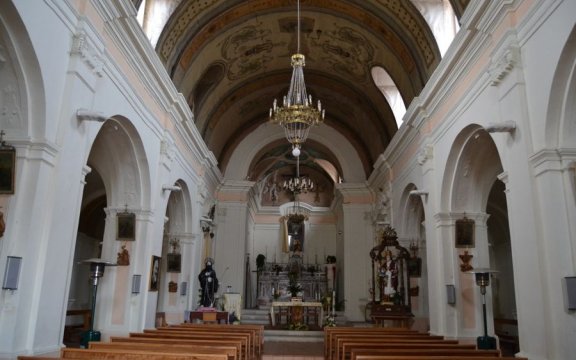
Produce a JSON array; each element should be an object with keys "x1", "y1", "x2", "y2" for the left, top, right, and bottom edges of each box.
[
  {"x1": 269, "y1": 0, "x2": 325, "y2": 155},
  {"x1": 297, "y1": 0, "x2": 301, "y2": 54}
]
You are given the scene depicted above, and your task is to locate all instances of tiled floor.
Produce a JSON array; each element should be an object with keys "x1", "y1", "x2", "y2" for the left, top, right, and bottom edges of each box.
[{"x1": 262, "y1": 341, "x2": 324, "y2": 360}]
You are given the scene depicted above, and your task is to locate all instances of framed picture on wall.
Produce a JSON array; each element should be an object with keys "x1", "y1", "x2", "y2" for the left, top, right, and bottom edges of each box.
[
  {"x1": 408, "y1": 257, "x2": 422, "y2": 277},
  {"x1": 166, "y1": 253, "x2": 181, "y2": 273},
  {"x1": 117, "y1": 213, "x2": 136, "y2": 240},
  {"x1": 150, "y1": 256, "x2": 160, "y2": 291},
  {"x1": 455, "y1": 217, "x2": 475, "y2": 248},
  {"x1": 0, "y1": 147, "x2": 16, "y2": 194}
]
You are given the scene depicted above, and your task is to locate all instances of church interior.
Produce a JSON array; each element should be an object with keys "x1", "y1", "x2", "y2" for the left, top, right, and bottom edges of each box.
[{"x1": 0, "y1": 0, "x2": 575, "y2": 359}]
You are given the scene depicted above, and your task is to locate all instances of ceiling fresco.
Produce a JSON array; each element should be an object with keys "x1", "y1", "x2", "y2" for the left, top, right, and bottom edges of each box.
[{"x1": 150, "y1": 0, "x2": 469, "y2": 205}]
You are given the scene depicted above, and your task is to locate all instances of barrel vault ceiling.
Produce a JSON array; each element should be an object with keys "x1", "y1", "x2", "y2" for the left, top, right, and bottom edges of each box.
[{"x1": 151, "y1": 0, "x2": 469, "y2": 200}]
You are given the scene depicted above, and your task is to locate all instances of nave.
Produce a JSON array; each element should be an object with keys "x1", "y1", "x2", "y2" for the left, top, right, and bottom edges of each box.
[{"x1": 19, "y1": 320, "x2": 523, "y2": 360}]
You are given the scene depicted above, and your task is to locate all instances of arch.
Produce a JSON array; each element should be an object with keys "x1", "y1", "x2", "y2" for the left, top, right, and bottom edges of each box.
[
  {"x1": 225, "y1": 122, "x2": 365, "y2": 183},
  {"x1": 88, "y1": 117, "x2": 152, "y2": 210},
  {"x1": 0, "y1": 0, "x2": 46, "y2": 140},
  {"x1": 546, "y1": 25, "x2": 576, "y2": 148},
  {"x1": 441, "y1": 125, "x2": 503, "y2": 213},
  {"x1": 371, "y1": 66, "x2": 407, "y2": 127}
]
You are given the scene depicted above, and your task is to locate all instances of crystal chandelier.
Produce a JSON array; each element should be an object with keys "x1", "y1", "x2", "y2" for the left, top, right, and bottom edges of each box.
[{"x1": 269, "y1": 0, "x2": 325, "y2": 157}]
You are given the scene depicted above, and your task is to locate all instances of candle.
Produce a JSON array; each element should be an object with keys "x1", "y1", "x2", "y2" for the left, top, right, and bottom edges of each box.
[
  {"x1": 332, "y1": 290, "x2": 336, "y2": 315},
  {"x1": 274, "y1": 253, "x2": 276, "y2": 263}
]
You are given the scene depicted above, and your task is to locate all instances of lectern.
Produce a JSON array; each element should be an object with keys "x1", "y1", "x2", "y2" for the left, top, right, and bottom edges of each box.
[{"x1": 79, "y1": 258, "x2": 116, "y2": 348}]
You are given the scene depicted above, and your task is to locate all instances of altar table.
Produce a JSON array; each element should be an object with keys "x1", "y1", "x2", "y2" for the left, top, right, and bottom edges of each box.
[
  {"x1": 270, "y1": 301, "x2": 323, "y2": 326},
  {"x1": 189, "y1": 310, "x2": 229, "y2": 324}
]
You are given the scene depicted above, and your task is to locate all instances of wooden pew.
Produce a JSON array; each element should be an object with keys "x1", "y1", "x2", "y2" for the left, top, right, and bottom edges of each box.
[
  {"x1": 324, "y1": 327, "x2": 420, "y2": 358},
  {"x1": 161, "y1": 323, "x2": 263, "y2": 355},
  {"x1": 354, "y1": 356, "x2": 527, "y2": 360},
  {"x1": 346, "y1": 348, "x2": 501, "y2": 359},
  {"x1": 336, "y1": 338, "x2": 462, "y2": 360},
  {"x1": 167, "y1": 323, "x2": 264, "y2": 354},
  {"x1": 60, "y1": 347, "x2": 230, "y2": 359},
  {"x1": 89, "y1": 342, "x2": 237, "y2": 360},
  {"x1": 331, "y1": 332, "x2": 443, "y2": 358},
  {"x1": 142, "y1": 328, "x2": 253, "y2": 359},
  {"x1": 111, "y1": 336, "x2": 244, "y2": 360}
]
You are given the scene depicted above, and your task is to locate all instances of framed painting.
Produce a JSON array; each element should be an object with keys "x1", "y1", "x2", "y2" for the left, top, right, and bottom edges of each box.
[
  {"x1": 166, "y1": 253, "x2": 181, "y2": 273},
  {"x1": 117, "y1": 213, "x2": 136, "y2": 240},
  {"x1": 408, "y1": 257, "x2": 422, "y2": 278},
  {"x1": 455, "y1": 217, "x2": 475, "y2": 248},
  {"x1": 149, "y1": 256, "x2": 160, "y2": 291},
  {"x1": 0, "y1": 148, "x2": 16, "y2": 194}
]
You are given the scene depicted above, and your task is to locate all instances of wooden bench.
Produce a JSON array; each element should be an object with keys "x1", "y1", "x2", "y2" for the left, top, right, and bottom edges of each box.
[
  {"x1": 346, "y1": 348, "x2": 501, "y2": 359},
  {"x1": 89, "y1": 342, "x2": 237, "y2": 360},
  {"x1": 113, "y1": 336, "x2": 245, "y2": 360},
  {"x1": 353, "y1": 356, "x2": 527, "y2": 360},
  {"x1": 336, "y1": 338, "x2": 462, "y2": 360},
  {"x1": 163, "y1": 323, "x2": 263, "y2": 355},
  {"x1": 324, "y1": 327, "x2": 419, "y2": 358},
  {"x1": 60, "y1": 347, "x2": 230, "y2": 359},
  {"x1": 142, "y1": 328, "x2": 253, "y2": 359}
]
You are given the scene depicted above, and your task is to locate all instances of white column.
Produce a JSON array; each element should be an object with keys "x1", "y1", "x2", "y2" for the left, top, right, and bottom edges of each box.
[{"x1": 337, "y1": 183, "x2": 374, "y2": 322}]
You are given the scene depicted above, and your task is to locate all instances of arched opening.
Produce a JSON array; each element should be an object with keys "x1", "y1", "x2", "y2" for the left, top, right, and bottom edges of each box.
[
  {"x1": 66, "y1": 118, "x2": 151, "y2": 345},
  {"x1": 442, "y1": 125, "x2": 518, "y2": 349}
]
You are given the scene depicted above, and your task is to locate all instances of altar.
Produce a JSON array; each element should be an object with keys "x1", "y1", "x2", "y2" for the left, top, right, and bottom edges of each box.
[
  {"x1": 269, "y1": 301, "x2": 323, "y2": 326},
  {"x1": 257, "y1": 267, "x2": 327, "y2": 307}
]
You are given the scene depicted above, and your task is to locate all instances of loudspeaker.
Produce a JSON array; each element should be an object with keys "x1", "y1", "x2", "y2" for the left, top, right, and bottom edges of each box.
[
  {"x1": 562, "y1": 276, "x2": 576, "y2": 311},
  {"x1": 2, "y1": 256, "x2": 22, "y2": 290},
  {"x1": 131, "y1": 274, "x2": 141, "y2": 294},
  {"x1": 180, "y1": 281, "x2": 187, "y2": 296},
  {"x1": 446, "y1": 284, "x2": 456, "y2": 305}
]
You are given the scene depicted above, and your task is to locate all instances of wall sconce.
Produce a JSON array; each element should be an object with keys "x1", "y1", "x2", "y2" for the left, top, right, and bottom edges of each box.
[
  {"x1": 409, "y1": 190, "x2": 428, "y2": 202},
  {"x1": 79, "y1": 258, "x2": 116, "y2": 347},
  {"x1": 468, "y1": 268, "x2": 498, "y2": 350},
  {"x1": 76, "y1": 109, "x2": 107, "y2": 122},
  {"x1": 162, "y1": 184, "x2": 182, "y2": 192},
  {"x1": 484, "y1": 121, "x2": 516, "y2": 133}
]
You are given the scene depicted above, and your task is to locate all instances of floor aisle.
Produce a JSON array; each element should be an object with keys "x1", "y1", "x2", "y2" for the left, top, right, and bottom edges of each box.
[{"x1": 262, "y1": 341, "x2": 324, "y2": 360}]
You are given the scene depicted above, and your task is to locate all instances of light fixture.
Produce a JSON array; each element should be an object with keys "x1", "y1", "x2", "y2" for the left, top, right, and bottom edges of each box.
[
  {"x1": 468, "y1": 268, "x2": 498, "y2": 350},
  {"x1": 282, "y1": 155, "x2": 314, "y2": 194},
  {"x1": 79, "y1": 258, "x2": 116, "y2": 348},
  {"x1": 269, "y1": 0, "x2": 324, "y2": 157}
]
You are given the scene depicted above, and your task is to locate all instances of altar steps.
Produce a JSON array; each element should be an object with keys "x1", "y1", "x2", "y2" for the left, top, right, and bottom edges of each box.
[
  {"x1": 240, "y1": 308, "x2": 349, "y2": 326},
  {"x1": 264, "y1": 329, "x2": 324, "y2": 342},
  {"x1": 240, "y1": 308, "x2": 270, "y2": 325}
]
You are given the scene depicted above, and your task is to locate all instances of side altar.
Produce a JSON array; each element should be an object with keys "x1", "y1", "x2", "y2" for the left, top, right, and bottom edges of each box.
[
  {"x1": 256, "y1": 254, "x2": 327, "y2": 307},
  {"x1": 369, "y1": 226, "x2": 414, "y2": 327}
]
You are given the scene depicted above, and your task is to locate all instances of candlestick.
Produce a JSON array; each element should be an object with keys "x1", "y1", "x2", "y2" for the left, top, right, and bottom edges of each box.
[{"x1": 332, "y1": 290, "x2": 336, "y2": 315}]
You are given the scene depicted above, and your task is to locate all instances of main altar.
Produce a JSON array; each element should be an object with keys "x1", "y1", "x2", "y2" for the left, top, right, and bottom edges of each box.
[{"x1": 256, "y1": 254, "x2": 327, "y2": 307}]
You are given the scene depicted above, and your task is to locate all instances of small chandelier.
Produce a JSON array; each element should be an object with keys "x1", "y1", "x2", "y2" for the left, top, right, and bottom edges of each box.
[
  {"x1": 269, "y1": 0, "x2": 325, "y2": 157},
  {"x1": 282, "y1": 174, "x2": 314, "y2": 194}
]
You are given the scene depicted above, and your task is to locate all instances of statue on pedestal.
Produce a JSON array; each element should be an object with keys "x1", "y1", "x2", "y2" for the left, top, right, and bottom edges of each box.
[{"x1": 198, "y1": 257, "x2": 219, "y2": 307}]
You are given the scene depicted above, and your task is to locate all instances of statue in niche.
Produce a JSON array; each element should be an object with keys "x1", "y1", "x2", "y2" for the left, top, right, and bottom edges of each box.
[{"x1": 379, "y1": 249, "x2": 398, "y2": 300}]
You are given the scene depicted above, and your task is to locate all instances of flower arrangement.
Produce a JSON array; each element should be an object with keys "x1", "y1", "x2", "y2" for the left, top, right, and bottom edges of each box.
[{"x1": 323, "y1": 315, "x2": 336, "y2": 327}]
